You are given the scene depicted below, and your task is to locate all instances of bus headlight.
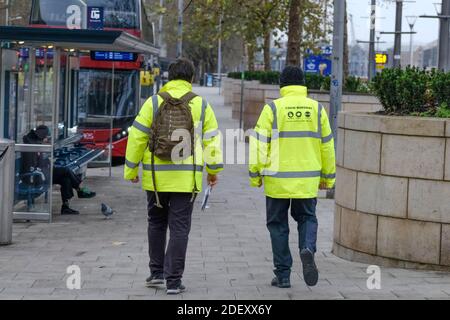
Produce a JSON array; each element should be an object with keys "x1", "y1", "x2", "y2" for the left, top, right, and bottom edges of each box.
[{"x1": 114, "y1": 129, "x2": 129, "y2": 141}]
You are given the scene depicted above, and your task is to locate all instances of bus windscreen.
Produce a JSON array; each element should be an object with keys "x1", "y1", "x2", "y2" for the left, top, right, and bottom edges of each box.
[{"x1": 77, "y1": 69, "x2": 139, "y2": 127}]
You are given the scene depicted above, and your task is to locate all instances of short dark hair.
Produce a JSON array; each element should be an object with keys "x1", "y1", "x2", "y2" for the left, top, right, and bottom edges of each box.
[
  {"x1": 35, "y1": 125, "x2": 50, "y2": 140},
  {"x1": 168, "y1": 58, "x2": 195, "y2": 83},
  {"x1": 280, "y1": 66, "x2": 306, "y2": 88}
]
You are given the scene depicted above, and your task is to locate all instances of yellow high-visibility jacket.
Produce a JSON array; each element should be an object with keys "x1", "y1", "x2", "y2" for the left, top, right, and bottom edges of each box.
[
  {"x1": 249, "y1": 85, "x2": 336, "y2": 199},
  {"x1": 124, "y1": 80, "x2": 223, "y2": 193}
]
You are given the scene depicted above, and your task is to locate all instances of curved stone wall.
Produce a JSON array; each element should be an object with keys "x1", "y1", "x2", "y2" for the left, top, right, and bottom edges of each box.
[{"x1": 334, "y1": 112, "x2": 450, "y2": 271}]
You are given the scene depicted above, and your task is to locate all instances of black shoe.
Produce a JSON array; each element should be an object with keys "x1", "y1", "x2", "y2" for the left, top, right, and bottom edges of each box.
[
  {"x1": 77, "y1": 187, "x2": 96, "y2": 199},
  {"x1": 61, "y1": 205, "x2": 80, "y2": 215},
  {"x1": 167, "y1": 283, "x2": 186, "y2": 295},
  {"x1": 300, "y1": 248, "x2": 319, "y2": 287},
  {"x1": 145, "y1": 275, "x2": 164, "y2": 287},
  {"x1": 271, "y1": 277, "x2": 291, "y2": 288}
]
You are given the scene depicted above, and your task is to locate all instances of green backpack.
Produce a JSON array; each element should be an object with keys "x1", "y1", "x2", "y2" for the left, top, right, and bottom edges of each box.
[{"x1": 149, "y1": 91, "x2": 198, "y2": 207}]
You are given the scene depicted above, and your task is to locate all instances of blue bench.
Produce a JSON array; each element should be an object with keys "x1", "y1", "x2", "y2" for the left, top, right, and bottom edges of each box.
[
  {"x1": 14, "y1": 157, "x2": 49, "y2": 210},
  {"x1": 14, "y1": 146, "x2": 104, "y2": 210}
]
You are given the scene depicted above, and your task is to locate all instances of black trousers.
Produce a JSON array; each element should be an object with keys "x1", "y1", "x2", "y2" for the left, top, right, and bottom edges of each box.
[
  {"x1": 266, "y1": 197, "x2": 318, "y2": 279},
  {"x1": 146, "y1": 192, "x2": 194, "y2": 289},
  {"x1": 52, "y1": 167, "x2": 82, "y2": 203}
]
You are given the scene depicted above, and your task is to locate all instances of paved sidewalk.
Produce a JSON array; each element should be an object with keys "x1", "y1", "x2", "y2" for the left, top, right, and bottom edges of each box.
[{"x1": 1, "y1": 87, "x2": 449, "y2": 300}]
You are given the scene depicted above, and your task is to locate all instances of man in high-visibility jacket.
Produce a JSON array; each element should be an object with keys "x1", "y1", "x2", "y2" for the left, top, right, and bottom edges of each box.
[
  {"x1": 124, "y1": 58, "x2": 223, "y2": 295},
  {"x1": 249, "y1": 66, "x2": 336, "y2": 288}
]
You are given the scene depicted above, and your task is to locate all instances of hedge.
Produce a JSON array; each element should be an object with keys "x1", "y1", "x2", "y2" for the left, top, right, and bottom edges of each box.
[
  {"x1": 227, "y1": 71, "x2": 368, "y2": 93},
  {"x1": 371, "y1": 67, "x2": 450, "y2": 118}
]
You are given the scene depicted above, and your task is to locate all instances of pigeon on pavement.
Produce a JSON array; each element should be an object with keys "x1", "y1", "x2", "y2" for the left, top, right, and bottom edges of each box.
[{"x1": 101, "y1": 203, "x2": 115, "y2": 219}]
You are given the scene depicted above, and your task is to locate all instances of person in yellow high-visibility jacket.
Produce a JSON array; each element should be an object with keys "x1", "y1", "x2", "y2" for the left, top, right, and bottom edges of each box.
[
  {"x1": 249, "y1": 66, "x2": 336, "y2": 288},
  {"x1": 124, "y1": 58, "x2": 223, "y2": 295}
]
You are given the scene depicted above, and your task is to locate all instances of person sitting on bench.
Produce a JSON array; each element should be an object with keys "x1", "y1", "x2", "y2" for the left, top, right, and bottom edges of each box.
[{"x1": 22, "y1": 125, "x2": 96, "y2": 215}]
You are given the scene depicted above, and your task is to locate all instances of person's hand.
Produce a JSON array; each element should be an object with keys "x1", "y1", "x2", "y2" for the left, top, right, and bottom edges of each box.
[
  {"x1": 207, "y1": 174, "x2": 218, "y2": 187},
  {"x1": 319, "y1": 182, "x2": 328, "y2": 190},
  {"x1": 131, "y1": 176, "x2": 140, "y2": 184}
]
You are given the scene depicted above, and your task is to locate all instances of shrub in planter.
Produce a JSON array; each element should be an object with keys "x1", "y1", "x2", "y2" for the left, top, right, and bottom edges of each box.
[
  {"x1": 260, "y1": 71, "x2": 280, "y2": 85},
  {"x1": 344, "y1": 76, "x2": 369, "y2": 93},
  {"x1": 305, "y1": 74, "x2": 324, "y2": 90},
  {"x1": 227, "y1": 71, "x2": 367, "y2": 94},
  {"x1": 227, "y1": 72, "x2": 242, "y2": 79},
  {"x1": 430, "y1": 70, "x2": 450, "y2": 108},
  {"x1": 371, "y1": 67, "x2": 434, "y2": 115},
  {"x1": 304, "y1": 74, "x2": 331, "y2": 91}
]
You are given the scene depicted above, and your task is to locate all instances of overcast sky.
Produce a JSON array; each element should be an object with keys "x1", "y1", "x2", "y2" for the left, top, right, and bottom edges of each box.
[{"x1": 347, "y1": 0, "x2": 441, "y2": 50}]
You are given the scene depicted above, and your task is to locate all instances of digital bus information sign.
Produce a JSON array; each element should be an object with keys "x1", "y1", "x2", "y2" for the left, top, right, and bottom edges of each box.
[{"x1": 90, "y1": 51, "x2": 137, "y2": 62}]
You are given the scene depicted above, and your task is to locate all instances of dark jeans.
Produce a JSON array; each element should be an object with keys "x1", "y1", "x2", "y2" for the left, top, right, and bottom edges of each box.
[
  {"x1": 52, "y1": 167, "x2": 82, "y2": 203},
  {"x1": 266, "y1": 197, "x2": 318, "y2": 280},
  {"x1": 146, "y1": 192, "x2": 194, "y2": 289}
]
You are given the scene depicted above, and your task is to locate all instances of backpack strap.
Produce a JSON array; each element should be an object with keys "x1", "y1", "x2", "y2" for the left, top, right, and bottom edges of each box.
[
  {"x1": 158, "y1": 91, "x2": 172, "y2": 102},
  {"x1": 179, "y1": 91, "x2": 200, "y2": 203},
  {"x1": 179, "y1": 91, "x2": 198, "y2": 105},
  {"x1": 151, "y1": 93, "x2": 165, "y2": 209},
  {"x1": 151, "y1": 94, "x2": 160, "y2": 121}
]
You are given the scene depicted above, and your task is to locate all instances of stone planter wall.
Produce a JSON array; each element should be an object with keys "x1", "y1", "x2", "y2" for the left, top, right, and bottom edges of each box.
[
  {"x1": 334, "y1": 112, "x2": 450, "y2": 271},
  {"x1": 224, "y1": 78, "x2": 382, "y2": 131},
  {"x1": 222, "y1": 77, "x2": 234, "y2": 105}
]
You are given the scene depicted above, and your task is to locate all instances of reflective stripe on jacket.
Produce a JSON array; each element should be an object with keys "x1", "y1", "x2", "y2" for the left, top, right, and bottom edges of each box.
[
  {"x1": 124, "y1": 80, "x2": 223, "y2": 193},
  {"x1": 249, "y1": 85, "x2": 336, "y2": 199}
]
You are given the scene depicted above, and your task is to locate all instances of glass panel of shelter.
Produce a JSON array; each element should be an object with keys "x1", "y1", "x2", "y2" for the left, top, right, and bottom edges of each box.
[{"x1": 10, "y1": 45, "x2": 55, "y2": 221}]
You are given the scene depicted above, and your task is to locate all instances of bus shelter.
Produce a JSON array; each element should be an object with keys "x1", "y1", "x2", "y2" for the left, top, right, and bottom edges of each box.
[{"x1": 0, "y1": 26, "x2": 159, "y2": 222}]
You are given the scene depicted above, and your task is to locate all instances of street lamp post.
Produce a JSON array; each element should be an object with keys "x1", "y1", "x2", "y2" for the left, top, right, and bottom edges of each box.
[
  {"x1": 329, "y1": 0, "x2": 345, "y2": 140},
  {"x1": 358, "y1": 1, "x2": 386, "y2": 80},
  {"x1": 379, "y1": 0, "x2": 415, "y2": 68},
  {"x1": 438, "y1": 0, "x2": 450, "y2": 71},
  {"x1": 217, "y1": 14, "x2": 223, "y2": 94},
  {"x1": 393, "y1": 0, "x2": 404, "y2": 68},
  {"x1": 406, "y1": 16, "x2": 417, "y2": 66},
  {"x1": 368, "y1": 0, "x2": 376, "y2": 80},
  {"x1": 5, "y1": 0, "x2": 8, "y2": 26},
  {"x1": 0, "y1": 0, "x2": 10, "y2": 26},
  {"x1": 419, "y1": 0, "x2": 450, "y2": 71},
  {"x1": 177, "y1": 0, "x2": 183, "y2": 58},
  {"x1": 159, "y1": 0, "x2": 164, "y2": 48}
]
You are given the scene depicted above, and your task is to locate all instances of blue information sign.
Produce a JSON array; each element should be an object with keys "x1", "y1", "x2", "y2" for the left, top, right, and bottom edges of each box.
[
  {"x1": 87, "y1": 7, "x2": 104, "y2": 30},
  {"x1": 91, "y1": 51, "x2": 137, "y2": 62},
  {"x1": 303, "y1": 55, "x2": 332, "y2": 76}
]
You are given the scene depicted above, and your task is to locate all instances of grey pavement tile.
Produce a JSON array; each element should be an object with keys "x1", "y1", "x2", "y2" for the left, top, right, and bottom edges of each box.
[
  {"x1": 0, "y1": 295, "x2": 25, "y2": 300},
  {"x1": 1, "y1": 287, "x2": 55, "y2": 295},
  {"x1": 23, "y1": 294, "x2": 77, "y2": 300}
]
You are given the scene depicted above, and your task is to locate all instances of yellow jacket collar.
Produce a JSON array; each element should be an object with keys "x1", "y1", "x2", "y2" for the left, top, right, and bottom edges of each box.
[
  {"x1": 280, "y1": 85, "x2": 308, "y2": 98},
  {"x1": 160, "y1": 80, "x2": 193, "y2": 93}
]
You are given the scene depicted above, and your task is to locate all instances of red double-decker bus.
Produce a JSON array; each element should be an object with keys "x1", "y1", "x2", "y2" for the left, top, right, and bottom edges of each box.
[{"x1": 30, "y1": 0, "x2": 149, "y2": 159}]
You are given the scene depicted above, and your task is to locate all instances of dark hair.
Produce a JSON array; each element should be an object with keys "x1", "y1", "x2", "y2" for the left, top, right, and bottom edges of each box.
[
  {"x1": 280, "y1": 66, "x2": 306, "y2": 88},
  {"x1": 168, "y1": 58, "x2": 195, "y2": 83},
  {"x1": 35, "y1": 125, "x2": 50, "y2": 140}
]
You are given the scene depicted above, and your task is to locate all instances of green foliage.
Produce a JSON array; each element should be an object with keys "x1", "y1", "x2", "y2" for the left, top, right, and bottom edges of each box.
[
  {"x1": 227, "y1": 72, "x2": 242, "y2": 79},
  {"x1": 371, "y1": 67, "x2": 433, "y2": 115},
  {"x1": 435, "y1": 103, "x2": 450, "y2": 118},
  {"x1": 228, "y1": 72, "x2": 368, "y2": 93},
  {"x1": 344, "y1": 76, "x2": 362, "y2": 93},
  {"x1": 260, "y1": 71, "x2": 281, "y2": 85},
  {"x1": 371, "y1": 67, "x2": 450, "y2": 118},
  {"x1": 430, "y1": 70, "x2": 450, "y2": 109},
  {"x1": 227, "y1": 71, "x2": 280, "y2": 84},
  {"x1": 304, "y1": 74, "x2": 325, "y2": 90}
]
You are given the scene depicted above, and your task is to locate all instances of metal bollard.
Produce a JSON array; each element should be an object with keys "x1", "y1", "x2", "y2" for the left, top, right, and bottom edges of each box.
[{"x1": 0, "y1": 139, "x2": 15, "y2": 245}]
